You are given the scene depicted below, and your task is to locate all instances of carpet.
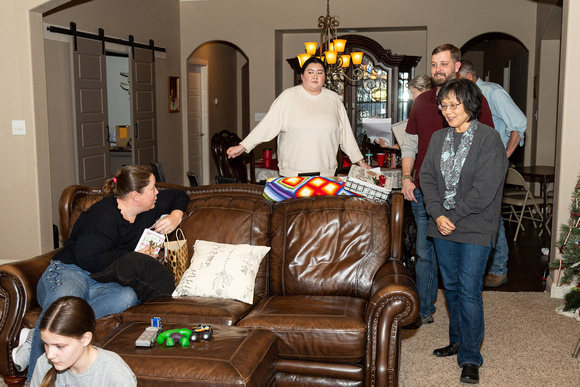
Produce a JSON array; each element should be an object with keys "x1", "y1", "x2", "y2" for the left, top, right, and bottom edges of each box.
[{"x1": 399, "y1": 290, "x2": 580, "y2": 386}]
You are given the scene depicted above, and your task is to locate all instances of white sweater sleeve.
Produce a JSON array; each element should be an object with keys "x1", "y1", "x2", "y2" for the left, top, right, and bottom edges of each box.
[{"x1": 240, "y1": 93, "x2": 286, "y2": 152}]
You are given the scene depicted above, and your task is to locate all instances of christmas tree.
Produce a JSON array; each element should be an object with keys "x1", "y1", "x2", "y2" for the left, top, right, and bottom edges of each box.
[{"x1": 551, "y1": 174, "x2": 580, "y2": 312}]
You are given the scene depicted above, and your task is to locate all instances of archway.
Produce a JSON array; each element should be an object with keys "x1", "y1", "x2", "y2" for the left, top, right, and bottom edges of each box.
[
  {"x1": 461, "y1": 33, "x2": 529, "y2": 166},
  {"x1": 186, "y1": 41, "x2": 249, "y2": 184}
]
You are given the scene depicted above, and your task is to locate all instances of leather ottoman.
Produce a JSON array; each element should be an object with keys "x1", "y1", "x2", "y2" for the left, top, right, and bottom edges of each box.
[{"x1": 98, "y1": 322, "x2": 278, "y2": 386}]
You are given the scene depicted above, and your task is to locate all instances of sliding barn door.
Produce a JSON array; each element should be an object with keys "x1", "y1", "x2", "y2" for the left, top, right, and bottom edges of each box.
[
  {"x1": 130, "y1": 47, "x2": 157, "y2": 166},
  {"x1": 72, "y1": 37, "x2": 110, "y2": 186}
]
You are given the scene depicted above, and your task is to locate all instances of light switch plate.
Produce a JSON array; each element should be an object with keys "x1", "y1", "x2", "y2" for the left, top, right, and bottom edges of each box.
[
  {"x1": 255, "y1": 113, "x2": 266, "y2": 122},
  {"x1": 12, "y1": 120, "x2": 26, "y2": 135}
]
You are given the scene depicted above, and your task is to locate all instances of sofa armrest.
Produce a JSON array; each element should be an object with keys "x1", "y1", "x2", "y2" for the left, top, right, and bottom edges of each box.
[
  {"x1": 364, "y1": 258, "x2": 419, "y2": 387},
  {"x1": 390, "y1": 192, "x2": 405, "y2": 261},
  {"x1": 0, "y1": 251, "x2": 54, "y2": 377}
]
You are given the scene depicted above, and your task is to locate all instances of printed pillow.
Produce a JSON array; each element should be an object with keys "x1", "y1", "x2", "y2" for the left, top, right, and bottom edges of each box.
[{"x1": 172, "y1": 240, "x2": 270, "y2": 304}]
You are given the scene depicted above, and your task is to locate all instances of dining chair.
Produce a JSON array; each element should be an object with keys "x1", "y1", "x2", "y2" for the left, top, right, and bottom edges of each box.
[
  {"x1": 501, "y1": 167, "x2": 544, "y2": 241},
  {"x1": 210, "y1": 130, "x2": 256, "y2": 184},
  {"x1": 150, "y1": 161, "x2": 166, "y2": 183},
  {"x1": 211, "y1": 131, "x2": 229, "y2": 177},
  {"x1": 186, "y1": 170, "x2": 199, "y2": 187},
  {"x1": 539, "y1": 189, "x2": 554, "y2": 237}
]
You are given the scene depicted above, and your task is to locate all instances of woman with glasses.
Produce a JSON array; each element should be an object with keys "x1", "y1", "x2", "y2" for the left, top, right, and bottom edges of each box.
[{"x1": 419, "y1": 78, "x2": 508, "y2": 384}]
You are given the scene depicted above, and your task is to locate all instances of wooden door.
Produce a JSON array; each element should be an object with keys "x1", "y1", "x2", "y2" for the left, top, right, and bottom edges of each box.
[
  {"x1": 72, "y1": 37, "x2": 110, "y2": 186},
  {"x1": 131, "y1": 47, "x2": 157, "y2": 166}
]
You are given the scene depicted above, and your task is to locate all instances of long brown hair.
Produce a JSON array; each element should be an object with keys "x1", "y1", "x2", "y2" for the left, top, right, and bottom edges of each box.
[
  {"x1": 38, "y1": 296, "x2": 96, "y2": 387},
  {"x1": 102, "y1": 165, "x2": 153, "y2": 198}
]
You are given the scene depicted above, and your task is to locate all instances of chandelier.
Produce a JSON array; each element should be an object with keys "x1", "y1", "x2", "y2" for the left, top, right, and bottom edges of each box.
[{"x1": 297, "y1": 0, "x2": 374, "y2": 92}]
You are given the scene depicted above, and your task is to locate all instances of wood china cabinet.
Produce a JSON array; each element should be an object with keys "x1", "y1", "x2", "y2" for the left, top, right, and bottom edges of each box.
[{"x1": 288, "y1": 35, "x2": 421, "y2": 154}]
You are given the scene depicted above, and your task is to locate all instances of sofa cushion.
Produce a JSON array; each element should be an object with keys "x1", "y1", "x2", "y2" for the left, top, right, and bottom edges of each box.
[
  {"x1": 237, "y1": 295, "x2": 367, "y2": 363},
  {"x1": 173, "y1": 240, "x2": 270, "y2": 304},
  {"x1": 269, "y1": 196, "x2": 390, "y2": 298},
  {"x1": 121, "y1": 296, "x2": 254, "y2": 326}
]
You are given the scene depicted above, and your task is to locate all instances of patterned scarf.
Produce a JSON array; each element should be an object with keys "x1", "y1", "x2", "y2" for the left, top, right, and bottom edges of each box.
[{"x1": 440, "y1": 119, "x2": 478, "y2": 210}]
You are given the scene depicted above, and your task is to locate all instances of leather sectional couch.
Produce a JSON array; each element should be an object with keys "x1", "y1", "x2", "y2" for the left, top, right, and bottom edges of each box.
[{"x1": 0, "y1": 183, "x2": 418, "y2": 386}]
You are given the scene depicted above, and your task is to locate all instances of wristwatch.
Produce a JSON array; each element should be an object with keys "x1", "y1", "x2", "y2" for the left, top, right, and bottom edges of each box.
[{"x1": 402, "y1": 175, "x2": 413, "y2": 180}]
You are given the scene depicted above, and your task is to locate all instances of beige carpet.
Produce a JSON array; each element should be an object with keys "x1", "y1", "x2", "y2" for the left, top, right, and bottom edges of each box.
[{"x1": 400, "y1": 290, "x2": 580, "y2": 386}]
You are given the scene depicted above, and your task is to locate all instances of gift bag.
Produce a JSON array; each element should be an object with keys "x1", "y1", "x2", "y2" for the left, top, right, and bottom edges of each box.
[{"x1": 164, "y1": 229, "x2": 189, "y2": 286}]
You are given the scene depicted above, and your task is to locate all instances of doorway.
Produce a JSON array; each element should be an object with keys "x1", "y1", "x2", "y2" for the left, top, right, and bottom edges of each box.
[
  {"x1": 461, "y1": 33, "x2": 529, "y2": 167},
  {"x1": 106, "y1": 52, "x2": 132, "y2": 176},
  {"x1": 187, "y1": 41, "x2": 249, "y2": 184}
]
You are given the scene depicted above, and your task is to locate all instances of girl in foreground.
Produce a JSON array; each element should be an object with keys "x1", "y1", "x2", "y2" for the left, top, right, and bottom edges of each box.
[{"x1": 31, "y1": 296, "x2": 136, "y2": 387}]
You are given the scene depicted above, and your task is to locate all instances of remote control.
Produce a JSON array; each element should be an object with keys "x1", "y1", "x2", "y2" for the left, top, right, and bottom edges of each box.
[{"x1": 135, "y1": 326, "x2": 161, "y2": 347}]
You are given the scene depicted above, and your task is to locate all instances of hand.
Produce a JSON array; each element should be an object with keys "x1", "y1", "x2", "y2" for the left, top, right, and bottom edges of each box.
[
  {"x1": 436, "y1": 216, "x2": 456, "y2": 236},
  {"x1": 375, "y1": 138, "x2": 400, "y2": 150},
  {"x1": 152, "y1": 212, "x2": 182, "y2": 234},
  {"x1": 402, "y1": 179, "x2": 417, "y2": 202},
  {"x1": 138, "y1": 244, "x2": 162, "y2": 261},
  {"x1": 227, "y1": 145, "x2": 246, "y2": 159},
  {"x1": 358, "y1": 161, "x2": 372, "y2": 170}
]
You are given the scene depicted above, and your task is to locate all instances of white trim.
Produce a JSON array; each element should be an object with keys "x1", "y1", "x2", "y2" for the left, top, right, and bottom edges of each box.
[{"x1": 546, "y1": 275, "x2": 577, "y2": 298}]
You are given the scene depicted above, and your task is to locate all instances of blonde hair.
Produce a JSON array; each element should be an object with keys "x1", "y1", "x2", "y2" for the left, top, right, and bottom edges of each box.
[{"x1": 409, "y1": 74, "x2": 435, "y2": 93}]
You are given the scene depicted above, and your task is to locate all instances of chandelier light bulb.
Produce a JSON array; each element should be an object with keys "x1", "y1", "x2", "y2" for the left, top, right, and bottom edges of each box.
[
  {"x1": 351, "y1": 52, "x2": 364, "y2": 65},
  {"x1": 325, "y1": 50, "x2": 338, "y2": 64},
  {"x1": 340, "y1": 54, "x2": 351, "y2": 68},
  {"x1": 305, "y1": 42, "x2": 318, "y2": 56},
  {"x1": 333, "y1": 39, "x2": 346, "y2": 53},
  {"x1": 297, "y1": 53, "x2": 312, "y2": 67}
]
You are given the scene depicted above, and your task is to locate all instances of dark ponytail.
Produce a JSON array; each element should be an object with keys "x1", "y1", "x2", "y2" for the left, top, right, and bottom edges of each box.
[{"x1": 102, "y1": 165, "x2": 153, "y2": 198}]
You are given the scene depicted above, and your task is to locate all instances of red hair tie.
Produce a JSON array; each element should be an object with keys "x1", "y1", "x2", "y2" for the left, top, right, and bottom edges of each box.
[{"x1": 113, "y1": 177, "x2": 117, "y2": 183}]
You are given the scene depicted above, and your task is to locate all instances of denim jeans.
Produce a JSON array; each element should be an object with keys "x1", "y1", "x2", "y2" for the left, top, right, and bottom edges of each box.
[
  {"x1": 488, "y1": 217, "x2": 509, "y2": 276},
  {"x1": 433, "y1": 237, "x2": 492, "y2": 367},
  {"x1": 411, "y1": 188, "x2": 438, "y2": 318},
  {"x1": 27, "y1": 260, "x2": 138, "y2": 379}
]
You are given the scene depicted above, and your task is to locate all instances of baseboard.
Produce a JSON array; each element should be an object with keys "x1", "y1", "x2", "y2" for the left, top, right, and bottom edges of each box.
[{"x1": 546, "y1": 275, "x2": 577, "y2": 298}]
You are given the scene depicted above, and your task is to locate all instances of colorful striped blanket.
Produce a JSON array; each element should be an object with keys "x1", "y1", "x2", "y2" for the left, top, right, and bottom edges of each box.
[{"x1": 263, "y1": 176, "x2": 356, "y2": 202}]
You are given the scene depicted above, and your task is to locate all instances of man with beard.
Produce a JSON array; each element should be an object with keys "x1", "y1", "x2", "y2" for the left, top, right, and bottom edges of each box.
[{"x1": 400, "y1": 43, "x2": 495, "y2": 330}]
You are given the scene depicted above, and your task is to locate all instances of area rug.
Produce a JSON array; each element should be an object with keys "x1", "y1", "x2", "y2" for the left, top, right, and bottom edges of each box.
[{"x1": 399, "y1": 290, "x2": 579, "y2": 386}]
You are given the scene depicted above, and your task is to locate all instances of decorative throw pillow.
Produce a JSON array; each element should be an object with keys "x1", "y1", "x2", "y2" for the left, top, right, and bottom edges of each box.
[{"x1": 172, "y1": 240, "x2": 270, "y2": 304}]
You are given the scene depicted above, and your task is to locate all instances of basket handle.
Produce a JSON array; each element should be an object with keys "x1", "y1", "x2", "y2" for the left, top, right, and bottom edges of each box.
[{"x1": 165, "y1": 228, "x2": 186, "y2": 248}]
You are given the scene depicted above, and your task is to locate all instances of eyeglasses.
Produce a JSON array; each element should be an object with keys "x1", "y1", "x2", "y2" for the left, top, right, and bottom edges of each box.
[{"x1": 438, "y1": 102, "x2": 462, "y2": 111}]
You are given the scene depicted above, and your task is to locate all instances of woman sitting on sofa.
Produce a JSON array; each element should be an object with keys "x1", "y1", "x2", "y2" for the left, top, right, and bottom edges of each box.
[{"x1": 15, "y1": 165, "x2": 189, "y2": 381}]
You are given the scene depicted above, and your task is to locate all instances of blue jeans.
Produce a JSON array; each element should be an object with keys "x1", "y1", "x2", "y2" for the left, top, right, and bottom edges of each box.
[
  {"x1": 433, "y1": 237, "x2": 492, "y2": 367},
  {"x1": 27, "y1": 260, "x2": 139, "y2": 379},
  {"x1": 488, "y1": 217, "x2": 509, "y2": 276},
  {"x1": 411, "y1": 188, "x2": 438, "y2": 318}
]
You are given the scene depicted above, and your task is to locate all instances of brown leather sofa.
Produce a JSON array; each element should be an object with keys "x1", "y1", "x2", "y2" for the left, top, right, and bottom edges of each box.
[{"x1": 0, "y1": 183, "x2": 418, "y2": 386}]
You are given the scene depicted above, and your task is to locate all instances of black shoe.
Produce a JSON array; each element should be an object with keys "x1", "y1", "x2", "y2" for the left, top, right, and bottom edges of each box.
[
  {"x1": 433, "y1": 342, "x2": 459, "y2": 357},
  {"x1": 460, "y1": 364, "x2": 479, "y2": 384},
  {"x1": 402, "y1": 314, "x2": 434, "y2": 330}
]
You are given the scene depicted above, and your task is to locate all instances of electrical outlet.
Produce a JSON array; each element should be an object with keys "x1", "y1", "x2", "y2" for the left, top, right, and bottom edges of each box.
[
  {"x1": 255, "y1": 113, "x2": 266, "y2": 122},
  {"x1": 12, "y1": 120, "x2": 26, "y2": 135}
]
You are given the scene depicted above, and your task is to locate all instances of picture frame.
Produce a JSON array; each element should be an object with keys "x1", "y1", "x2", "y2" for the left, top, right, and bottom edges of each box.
[{"x1": 169, "y1": 76, "x2": 180, "y2": 113}]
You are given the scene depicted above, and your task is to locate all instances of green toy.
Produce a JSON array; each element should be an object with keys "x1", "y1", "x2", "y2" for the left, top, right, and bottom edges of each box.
[{"x1": 156, "y1": 328, "x2": 192, "y2": 347}]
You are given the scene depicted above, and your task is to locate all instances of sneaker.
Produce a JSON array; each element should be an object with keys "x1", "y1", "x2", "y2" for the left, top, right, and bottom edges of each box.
[
  {"x1": 483, "y1": 273, "x2": 508, "y2": 287},
  {"x1": 12, "y1": 327, "x2": 33, "y2": 372}
]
